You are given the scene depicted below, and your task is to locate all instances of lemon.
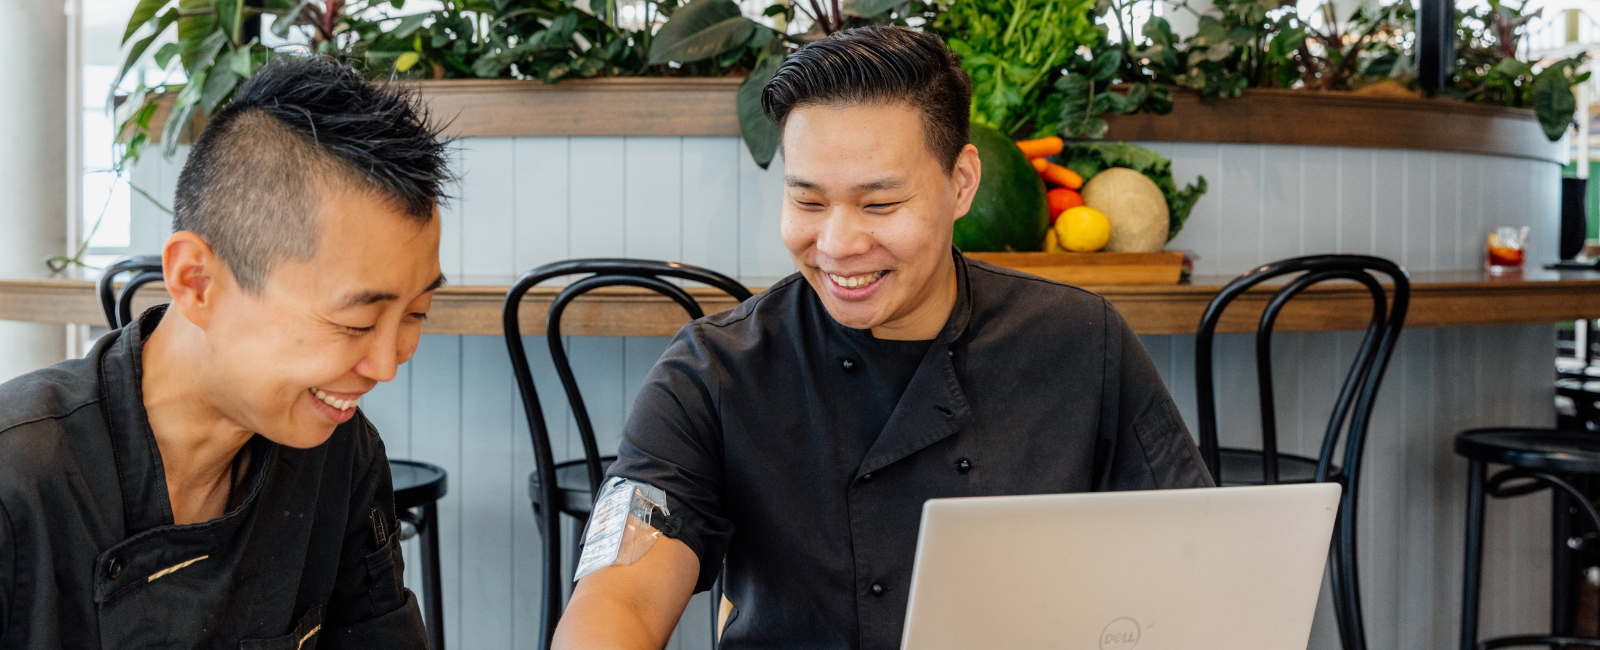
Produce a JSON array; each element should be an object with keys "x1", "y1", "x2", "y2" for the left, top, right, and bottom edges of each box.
[
  {"x1": 1054, "y1": 206, "x2": 1111, "y2": 252},
  {"x1": 1044, "y1": 228, "x2": 1065, "y2": 253}
]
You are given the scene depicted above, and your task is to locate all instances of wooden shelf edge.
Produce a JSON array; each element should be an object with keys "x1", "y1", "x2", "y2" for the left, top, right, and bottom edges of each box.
[
  {"x1": 6, "y1": 275, "x2": 1597, "y2": 337},
  {"x1": 132, "y1": 80, "x2": 1560, "y2": 158}
]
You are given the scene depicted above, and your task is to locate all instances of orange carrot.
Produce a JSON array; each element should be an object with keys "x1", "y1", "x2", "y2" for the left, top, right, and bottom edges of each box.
[
  {"x1": 1048, "y1": 187, "x2": 1084, "y2": 215},
  {"x1": 1039, "y1": 162, "x2": 1084, "y2": 190},
  {"x1": 1016, "y1": 136, "x2": 1064, "y2": 159},
  {"x1": 1031, "y1": 157, "x2": 1049, "y2": 172}
]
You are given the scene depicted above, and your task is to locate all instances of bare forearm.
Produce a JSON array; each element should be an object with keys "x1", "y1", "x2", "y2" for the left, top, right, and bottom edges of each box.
[
  {"x1": 551, "y1": 536, "x2": 700, "y2": 650},
  {"x1": 553, "y1": 591, "x2": 671, "y2": 650}
]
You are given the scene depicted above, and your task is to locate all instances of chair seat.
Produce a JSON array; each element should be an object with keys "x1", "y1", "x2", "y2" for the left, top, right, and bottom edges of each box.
[
  {"x1": 529, "y1": 456, "x2": 617, "y2": 516},
  {"x1": 1454, "y1": 428, "x2": 1600, "y2": 474},
  {"x1": 1216, "y1": 448, "x2": 1333, "y2": 487},
  {"x1": 391, "y1": 459, "x2": 448, "y2": 511}
]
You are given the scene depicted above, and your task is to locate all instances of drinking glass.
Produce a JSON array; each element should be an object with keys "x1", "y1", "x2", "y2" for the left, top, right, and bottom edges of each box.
[{"x1": 1486, "y1": 226, "x2": 1528, "y2": 274}]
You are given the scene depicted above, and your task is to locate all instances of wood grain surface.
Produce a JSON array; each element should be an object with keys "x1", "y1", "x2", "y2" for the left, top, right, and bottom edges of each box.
[
  {"x1": 8, "y1": 270, "x2": 1595, "y2": 336},
  {"x1": 1103, "y1": 88, "x2": 1563, "y2": 163}
]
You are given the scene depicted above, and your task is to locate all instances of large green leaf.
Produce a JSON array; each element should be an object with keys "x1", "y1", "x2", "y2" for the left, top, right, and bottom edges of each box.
[
  {"x1": 162, "y1": 102, "x2": 195, "y2": 156},
  {"x1": 271, "y1": 0, "x2": 311, "y2": 39},
  {"x1": 648, "y1": 0, "x2": 756, "y2": 64},
  {"x1": 122, "y1": 0, "x2": 174, "y2": 43},
  {"x1": 1533, "y1": 75, "x2": 1577, "y2": 142},
  {"x1": 191, "y1": 30, "x2": 230, "y2": 72},
  {"x1": 200, "y1": 64, "x2": 239, "y2": 113},
  {"x1": 737, "y1": 53, "x2": 782, "y2": 169},
  {"x1": 113, "y1": 8, "x2": 180, "y2": 94},
  {"x1": 840, "y1": 0, "x2": 900, "y2": 18}
]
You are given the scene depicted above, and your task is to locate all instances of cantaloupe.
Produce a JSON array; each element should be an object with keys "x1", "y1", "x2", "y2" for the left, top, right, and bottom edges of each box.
[{"x1": 1080, "y1": 168, "x2": 1169, "y2": 252}]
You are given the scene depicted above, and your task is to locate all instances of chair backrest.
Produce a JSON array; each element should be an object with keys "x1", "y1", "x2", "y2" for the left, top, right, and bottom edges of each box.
[
  {"x1": 1194, "y1": 255, "x2": 1407, "y2": 650},
  {"x1": 1194, "y1": 254, "x2": 1409, "y2": 486},
  {"x1": 501, "y1": 258, "x2": 753, "y2": 647},
  {"x1": 96, "y1": 255, "x2": 164, "y2": 329}
]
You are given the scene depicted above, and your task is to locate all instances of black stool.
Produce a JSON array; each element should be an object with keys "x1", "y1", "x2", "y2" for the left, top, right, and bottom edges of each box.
[
  {"x1": 392, "y1": 459, "x2": 448, "y2": 650},
  {"x1": 1195, "y1": 254, "x2": 1410, "y2": 650},
  {"x1": 1457, "y1": 428, "x2": 1600, "y2": 650},
  {"x1": 98, "y1": 255, "x2": 453, "y2": 649},
  {"x1": 503, "y1": 258, "x2": 753, "y2": 650}
]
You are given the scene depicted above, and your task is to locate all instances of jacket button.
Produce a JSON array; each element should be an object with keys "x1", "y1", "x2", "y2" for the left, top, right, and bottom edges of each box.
[
  {"x1": 861, "y1": 473, "x2": 874, "y2": 482},
  {"x1": 870, "y1": 582, "x2": 886, "y2": 596},
  {"x1": 841, "y1": 358, "x2": 856, "y2": 371},
  {"x1": 106, "y1": 556, "x2": 125, "y2": 580},
  {"x1": 957, "y1": 459, "x2": 973, "y2": 473}
]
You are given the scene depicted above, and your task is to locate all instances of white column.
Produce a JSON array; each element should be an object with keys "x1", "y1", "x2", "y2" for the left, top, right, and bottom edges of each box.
[{"x1": 0, "y1": 0, "x2": 70, "y2": 382}]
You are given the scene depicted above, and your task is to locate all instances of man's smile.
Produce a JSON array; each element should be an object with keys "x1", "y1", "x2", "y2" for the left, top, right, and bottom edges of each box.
[
  {"x1": 309, "y1": 387, "x2": 362, "y2": 411},
  {"x1": 827, "y1": 270, "x2": 889, "y2": 289}
]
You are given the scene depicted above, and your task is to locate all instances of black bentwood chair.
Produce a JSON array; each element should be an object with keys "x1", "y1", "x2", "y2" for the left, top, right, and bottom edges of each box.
[
  {"x1": 503, "y1": 259, "x2": 753, "y2": 650},
  {"x1": 97, "y1": 256, "x2": 451, "y2": 650},
  {"x1": 98, "y1": 255, "x2": 164, "y2": 328},
  {"x1": 1456, "y1": 430, "x2": 1600, "y2": 650},
  {"x1": 1195, "y1": 254, "x2": 1410, "y2": 650}
]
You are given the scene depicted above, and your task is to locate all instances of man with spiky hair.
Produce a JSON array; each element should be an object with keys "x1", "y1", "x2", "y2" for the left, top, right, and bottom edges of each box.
[{"x1": 0, "y1": 56, "x2": 446, "y2": 649}]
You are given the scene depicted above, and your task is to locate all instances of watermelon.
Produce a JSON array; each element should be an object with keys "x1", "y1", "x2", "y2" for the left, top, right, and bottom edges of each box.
[{"x1": 952, "y1": 123, "x2": 1050, "y2": 252}]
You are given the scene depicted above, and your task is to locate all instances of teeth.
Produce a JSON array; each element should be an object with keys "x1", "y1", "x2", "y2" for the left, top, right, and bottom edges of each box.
[
  {"x1": 311, "y1": 388, "x2": 358, "y2": 411},
  {"x1": 828, "y1": 270, "x2": 886, "y2": 289}
]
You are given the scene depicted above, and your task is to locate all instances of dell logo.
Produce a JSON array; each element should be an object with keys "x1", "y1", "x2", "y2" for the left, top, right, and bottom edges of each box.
[{"x1": 1099, "y1": 617, "x2": 1141, "y2": 649}]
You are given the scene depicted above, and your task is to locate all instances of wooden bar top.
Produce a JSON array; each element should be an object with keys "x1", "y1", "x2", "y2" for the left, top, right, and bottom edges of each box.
[{"x1": 4, "y1": 268, "x2": 1597, "y2": 337}]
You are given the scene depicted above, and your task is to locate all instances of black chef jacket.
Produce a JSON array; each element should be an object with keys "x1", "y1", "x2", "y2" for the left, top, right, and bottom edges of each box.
[
  {"x1": 609, "y1": 251, "x2": 1213, "y2": 650},
  {"x1": 0, "y1": 307, "x2": 427, "y2": 649}
]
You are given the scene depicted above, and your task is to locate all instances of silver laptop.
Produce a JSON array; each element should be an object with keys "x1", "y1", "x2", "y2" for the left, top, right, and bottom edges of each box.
[{"x1": 900, "y1": 483, "x2": 1341, "y2": 650}]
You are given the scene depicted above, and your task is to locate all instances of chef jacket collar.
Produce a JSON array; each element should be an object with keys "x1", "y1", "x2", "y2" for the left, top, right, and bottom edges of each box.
[
  {"x1": 96, "y1": 306, "x2": 270, "y2": 538},
  {"x1": 97, "y1": 305, "x2": 179, "y2": 536},
  {"x1": 849, "y1": 248, "x2": 976, "y2": 479}
]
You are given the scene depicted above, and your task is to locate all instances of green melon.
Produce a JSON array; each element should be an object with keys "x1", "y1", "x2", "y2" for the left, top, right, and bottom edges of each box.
[{"x1": 952, "y1": 123, "x2": 1050, "y2": 252}]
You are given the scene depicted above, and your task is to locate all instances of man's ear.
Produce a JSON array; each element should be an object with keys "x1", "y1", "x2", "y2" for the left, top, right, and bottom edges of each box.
[
  {"x1": 162, "y1": 231, "x2": 227, "y2": 331},
  {"x1": 950, "y1": 144, "x2": 982, "y2": 222}
]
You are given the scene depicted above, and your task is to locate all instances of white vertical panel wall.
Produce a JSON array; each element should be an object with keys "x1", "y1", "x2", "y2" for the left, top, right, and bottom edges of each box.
[{"x1": 129, "y1": 139, "x2": 1565, "y2": 649}]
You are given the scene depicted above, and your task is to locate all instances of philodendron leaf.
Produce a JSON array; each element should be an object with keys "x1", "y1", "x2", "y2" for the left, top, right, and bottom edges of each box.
[
  {"x1": 162, "y1": 102, "x2": 195, "y2": 156},
  {"x1": 123, "y1": 0, "x2": 173, "y2": 43},
  {"x1": 153, "y1": 42, "x2": 182, "y2": 69},
  {"x1": 1533, "y1": 75, "x2": 1577, "y2": 141},
  {"x1": 271, "y1": 0, "x2": 310, "y2": 39},
  {"x1": 192, "y1": 30, "x2": 230, "y2": 73},
  {"x1": 840, "y1": 0, "x2": 900, "y2": 18},
  {"x1": 648, "y1": 0, "x2": 757, "y2": 64},
  {"x1": 737, "y1": 53, "x2": 782, "y2": 169},
  {"x1": 200, "y1": 65, "x2": 239, "y2": 114},
  {"x1": 115, "y1": 8, "x2": 179, "y2": 90}
]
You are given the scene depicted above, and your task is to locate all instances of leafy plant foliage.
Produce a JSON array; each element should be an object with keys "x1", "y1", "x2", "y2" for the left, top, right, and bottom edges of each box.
[{"x1": 112, "y1": 0, "x2": 1591, "y2": 179}]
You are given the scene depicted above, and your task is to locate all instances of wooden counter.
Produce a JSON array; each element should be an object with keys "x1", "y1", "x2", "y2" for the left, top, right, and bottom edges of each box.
[{"x1": 5, "y1": 269, "x2": 1597, "y2": 337}]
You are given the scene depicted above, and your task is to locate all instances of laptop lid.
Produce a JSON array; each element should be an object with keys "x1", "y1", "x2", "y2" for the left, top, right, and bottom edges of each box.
[{"x1": 900, "y1": 483, "x2": 1341, "y2": 650}]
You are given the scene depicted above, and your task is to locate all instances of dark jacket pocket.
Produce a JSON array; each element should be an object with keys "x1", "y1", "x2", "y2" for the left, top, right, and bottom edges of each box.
[
  {"x1": 240, "y1": 605, "x2": 324, "y2": 650},
  {"x1": 363, "y1": 530, "x2": 407, "y2": 611},
  {"x1": 320, "y1": 589, "x2": 428, "y2": 650}
]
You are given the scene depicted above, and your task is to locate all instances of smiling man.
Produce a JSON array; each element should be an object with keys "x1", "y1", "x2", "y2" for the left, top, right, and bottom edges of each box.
[
  {"x1": 0, "y1": 57, "x2": 446, "y2": 648},
  {"x1": 554, "y1": 27, "x2": 1211, "y2": 650}
]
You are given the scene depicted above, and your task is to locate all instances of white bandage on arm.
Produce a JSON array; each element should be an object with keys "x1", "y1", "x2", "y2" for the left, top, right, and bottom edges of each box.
[{"x1": 573, "y1": 477, "x2": 671, "y2": 582}]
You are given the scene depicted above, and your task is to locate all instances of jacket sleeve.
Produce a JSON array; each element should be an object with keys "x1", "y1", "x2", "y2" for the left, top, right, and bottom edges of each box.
[
  {"x1": 0, "y1": 499, "x2": 11, "y2": 637},
  {"x1": 320, "y1": 415, "x2": 428, "y2": 649},
  {"x1": 1101, "y1": 301, "x2": 1215, "y2": 491},
  {"x1": 606, "y1": 321, "x2": 734, "y2": 593}
]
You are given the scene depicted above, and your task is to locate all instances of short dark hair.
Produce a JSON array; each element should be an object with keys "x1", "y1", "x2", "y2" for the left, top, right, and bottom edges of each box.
[
  {"x1": 173, "y1": 56, "x2": 450, "y2": 292},
  {"x1": 761, "y1": 26, "x2": 972, "y2": 171}
]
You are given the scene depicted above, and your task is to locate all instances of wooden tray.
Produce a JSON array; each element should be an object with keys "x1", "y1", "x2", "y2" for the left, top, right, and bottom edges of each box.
[{"x1": 964, "y1": 251, "x2": 1185, "y2": 285}]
